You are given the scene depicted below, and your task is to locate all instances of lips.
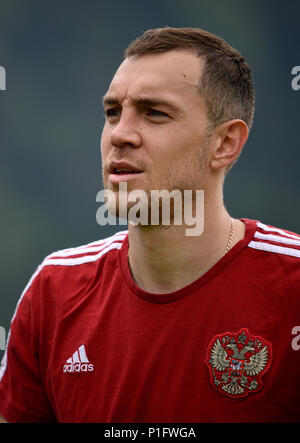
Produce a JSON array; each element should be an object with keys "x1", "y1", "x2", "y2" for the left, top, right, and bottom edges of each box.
[
  {"x1": 108, "y1": 161, "x2": 144, "y2": 184},
  {"x1": 109, "y1": 161, "x2": 143, "y2": 174},
  {"x1": 113, "y1": 168, "x2": 140, "y2": 174}
]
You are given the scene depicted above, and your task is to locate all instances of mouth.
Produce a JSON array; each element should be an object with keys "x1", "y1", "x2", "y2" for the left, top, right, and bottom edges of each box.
[{"x1": 108, "y1": 161, "x2": 144, "y2": 184}]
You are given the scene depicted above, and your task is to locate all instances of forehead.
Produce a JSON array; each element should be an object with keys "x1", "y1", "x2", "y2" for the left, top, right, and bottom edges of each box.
[{"x1": 105, "y1": 50, "x2": 205, "y2": 104}]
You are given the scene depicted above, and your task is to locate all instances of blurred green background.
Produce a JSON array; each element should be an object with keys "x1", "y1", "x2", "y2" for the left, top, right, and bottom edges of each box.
[{"x1": 1, "y1": 0, "x2": 300, "y2": 354}]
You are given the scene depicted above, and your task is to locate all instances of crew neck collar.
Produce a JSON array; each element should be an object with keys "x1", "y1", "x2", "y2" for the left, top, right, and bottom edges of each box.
[{"x1": 118, "y1": 218, "x2": 257, "y2": 304}]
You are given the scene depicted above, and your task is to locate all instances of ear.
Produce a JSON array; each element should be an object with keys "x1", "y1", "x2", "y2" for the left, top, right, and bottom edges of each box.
[{"x1": 210, "y1": 119, "x2": 249, "y2": 171}]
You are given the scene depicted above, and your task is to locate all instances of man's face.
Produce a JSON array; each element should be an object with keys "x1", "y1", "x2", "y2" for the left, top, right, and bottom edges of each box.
[{"x1": 101, "y1": 49, "x2": 213, "y2": 215}]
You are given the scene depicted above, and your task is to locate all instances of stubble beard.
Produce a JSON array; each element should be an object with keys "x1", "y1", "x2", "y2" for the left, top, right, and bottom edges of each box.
[{"x1": 101, "y1": 137, "x2": 210, "y2": 229}]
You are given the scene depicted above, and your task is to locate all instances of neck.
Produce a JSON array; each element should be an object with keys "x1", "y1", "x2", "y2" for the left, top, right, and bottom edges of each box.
[{"x1": 127, "y1": 196, "x2": 245, "y2": 294}]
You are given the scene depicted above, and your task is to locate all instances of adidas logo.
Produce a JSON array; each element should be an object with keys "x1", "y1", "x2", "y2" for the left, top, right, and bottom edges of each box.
[{"x1": 63, "y1": 344, "x2": 94, "y2": 373}]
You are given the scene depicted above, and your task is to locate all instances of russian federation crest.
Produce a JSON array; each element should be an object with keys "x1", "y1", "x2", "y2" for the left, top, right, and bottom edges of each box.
[{"x1": 206, "y1": 329, "x2": 272, "y2": 398}]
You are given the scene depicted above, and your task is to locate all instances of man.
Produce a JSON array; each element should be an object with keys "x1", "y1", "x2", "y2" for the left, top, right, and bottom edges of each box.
[{"x1": 0, "y1": 27, "x2": 299, "y2": 423}]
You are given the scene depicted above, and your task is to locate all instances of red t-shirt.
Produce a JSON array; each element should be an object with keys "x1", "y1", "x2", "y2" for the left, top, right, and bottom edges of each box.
[{"x1": 0, "y1": 218, "x2": 300, "y2": 422}]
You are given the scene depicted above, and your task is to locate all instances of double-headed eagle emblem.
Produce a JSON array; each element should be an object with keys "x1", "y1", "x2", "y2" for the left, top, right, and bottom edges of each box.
[{"x1": 207, "y1": 329, "x2": 272, "y2": 398}]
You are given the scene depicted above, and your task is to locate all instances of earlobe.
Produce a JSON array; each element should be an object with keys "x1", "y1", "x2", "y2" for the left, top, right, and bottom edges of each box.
[{"x1": 210, "y1": 120, "x2": 249, "y2": 171}]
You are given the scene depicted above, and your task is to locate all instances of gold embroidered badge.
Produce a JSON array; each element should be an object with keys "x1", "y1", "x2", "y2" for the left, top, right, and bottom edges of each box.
[{"x1": 206, "y1": 328, "x2": 272, "y2": 398}]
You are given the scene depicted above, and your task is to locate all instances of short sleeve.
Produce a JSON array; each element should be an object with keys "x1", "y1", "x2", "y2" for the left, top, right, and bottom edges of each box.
[{"x1": 0, "y1": 267, "x2": 56, "y2": 422}]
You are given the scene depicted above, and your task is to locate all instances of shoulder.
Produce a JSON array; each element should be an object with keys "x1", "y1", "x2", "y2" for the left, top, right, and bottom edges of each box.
[
  {"x1": 41, "y1": 230, "x2": 128, "y2": 269},
  {"x1": 6, "y1": 230, "x2": 128, "y2": 349},
  {"x1": 247, "y1": 220, "x2": 300, "y2": 260},
  {"x1": 246, "y1": 219, "x2": 300, "y2": 292},
  {"x1": 23, "y1": 230, "x2": 128, "y2": 297}
]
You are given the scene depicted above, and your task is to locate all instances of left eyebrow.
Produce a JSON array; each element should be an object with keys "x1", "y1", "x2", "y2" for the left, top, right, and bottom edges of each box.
[
  {"x1": 132, "y1": 97, "x2": 179, "y2": 113},
  {"x1": 102, "y1": 95, "x2": 181, "y2": 114}
]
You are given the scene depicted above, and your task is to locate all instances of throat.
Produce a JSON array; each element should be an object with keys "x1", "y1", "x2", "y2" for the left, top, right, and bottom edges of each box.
[{"x1": 127, "y1": 219, "x2": 245, "y2": 295}]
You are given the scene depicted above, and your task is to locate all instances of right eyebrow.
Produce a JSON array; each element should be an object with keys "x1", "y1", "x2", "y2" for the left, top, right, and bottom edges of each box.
[{"x1": 102, "y1": 95, "x2": 119, "y2": 107}]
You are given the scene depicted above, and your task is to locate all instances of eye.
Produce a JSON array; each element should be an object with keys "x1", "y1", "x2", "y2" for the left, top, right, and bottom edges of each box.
[
  {"x1": 105, "y1": 108, "x2": 121, "y2": 119},
  {"x1": 146, "y1": 108, "x2": 169, "y2": 118}
]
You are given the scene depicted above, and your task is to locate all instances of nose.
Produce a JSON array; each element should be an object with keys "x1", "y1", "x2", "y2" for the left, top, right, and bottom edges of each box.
[{"x1": 110, "y1": 110, "x2": 143, "y2": 149}]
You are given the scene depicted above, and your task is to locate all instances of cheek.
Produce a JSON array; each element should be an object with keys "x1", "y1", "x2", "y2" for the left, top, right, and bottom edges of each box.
[
  {"x1": 152, "y1": 133, "x2": 210, "y2": 185},
  {"x1": 100, "y1": 128, "x2": 110, "y2": 155},
  {"x1": 154, "y1": 132, "x2": 203, "y2": 166}
]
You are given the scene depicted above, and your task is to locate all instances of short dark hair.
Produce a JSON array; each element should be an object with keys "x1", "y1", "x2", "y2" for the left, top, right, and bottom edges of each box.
[{"x1": 125, "y1": 27, "x2": 255, "y2": 130}]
